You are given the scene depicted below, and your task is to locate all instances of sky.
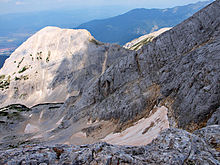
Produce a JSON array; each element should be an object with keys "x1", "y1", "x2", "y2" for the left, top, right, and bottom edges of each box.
[{"x1": 0, "y1": 0, "x2": 210, "y2": 14}]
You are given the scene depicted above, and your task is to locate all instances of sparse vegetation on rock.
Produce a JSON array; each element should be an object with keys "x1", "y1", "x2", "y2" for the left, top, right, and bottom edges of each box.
[
  {"x1": 0, "y1": 75, "x2": 5, "y2": 80},
  {"x1": 0, "y1": 75, "x2": 10, "y2": 90},
  {"x1": 15, "y1": 76, "x2": 21, "y2": 81},
  {"x1": 0, "y1": 104, "x2": 30, "y2": 112},
  {"x1": 89, "y1": 38, "x2": 103, "y2": 45},
  {"x1": 17, "y1": 57, "x2": 24, "y2": 68},
  {"x1": 36, "y1": 52, "x2": 42, "y2": 60},
  {"x1": 19, "y1": 93, "x2": 27, "y2": 99},
  {"x1": 46, "y1": 51, "x2": 51, "y2": 63},
  {"x1": 18, "y1": 65, "x2": 28, "y2": 74},
  {"x1": 130, "y1": 36, "x2": 154, "y2": 50},
  {"x1": 15, "y1": 75, "x2": 29, "y2": 81}
]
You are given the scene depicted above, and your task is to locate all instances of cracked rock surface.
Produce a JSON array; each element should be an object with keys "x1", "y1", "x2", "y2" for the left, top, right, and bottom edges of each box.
[
  {"x1": 59, "y1": 0, "x2": 220, "y2": 134},
  {"x1": 0, "y1": 127, "x2": 219, "y2": 165}
]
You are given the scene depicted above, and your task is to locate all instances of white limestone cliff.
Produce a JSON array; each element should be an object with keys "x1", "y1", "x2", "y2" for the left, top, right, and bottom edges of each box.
[{"x1": 0, "y1": 26, "x2": 130, "y2": 107}]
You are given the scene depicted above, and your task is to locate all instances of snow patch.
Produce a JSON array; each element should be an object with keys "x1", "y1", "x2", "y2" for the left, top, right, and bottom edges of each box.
[
  {"x1": 102, "y1": 51, "x2": 108, "y2": 74},
  {"x1": 72, "y1": 132, "x2": 87, "y2": 138},
  {"x1": 24, "y1": 123, "x2": 39, "y2": 134},
  {"x1": 56, "y1": 117, "x2": 64, "y2": 125},
  {"x1": 102, "y1": 106, "x2": 169, "y2": 146},
  {"x1": 39, "y1": 111, "x2": 44, "y2": 122}
]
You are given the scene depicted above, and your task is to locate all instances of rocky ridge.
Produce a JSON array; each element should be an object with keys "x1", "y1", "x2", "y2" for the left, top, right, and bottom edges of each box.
[{"x1": 124, "y1": 27, "x2": 171, "y2": 50}]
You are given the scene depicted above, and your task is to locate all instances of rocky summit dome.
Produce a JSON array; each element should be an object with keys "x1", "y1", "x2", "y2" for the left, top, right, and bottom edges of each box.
[{"x1": 0, "y1": 26, "x2": 131, "y2": 107}]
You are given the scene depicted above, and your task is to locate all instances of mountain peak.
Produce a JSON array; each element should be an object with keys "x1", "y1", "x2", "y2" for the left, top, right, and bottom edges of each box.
[
  {"x1": 1, "y1": 27, "x2": 93, "y2": 75},
  {"x1": 36, "y1": 26, "x2": 92, "y2": 37},
  {"x1": 0, "y1": 26, "x2": 130, "y2": 107}
]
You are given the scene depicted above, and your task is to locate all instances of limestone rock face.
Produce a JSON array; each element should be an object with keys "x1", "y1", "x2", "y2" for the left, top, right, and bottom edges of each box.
[
  {"x1": 0, "y1": 27, "x2": 131, "y2": 107},
  {"x1": 58, "y1": 0, "x2": 220, "y2": 135},
  {"x1": 0, "y1": 127, "x2": 219, "y2": 164}
]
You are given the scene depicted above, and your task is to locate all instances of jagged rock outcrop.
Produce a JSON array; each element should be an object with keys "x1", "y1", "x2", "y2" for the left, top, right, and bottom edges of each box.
[
  {"x1": 124, "y1": 27, "x2": 171, "y2": 50},
  {"x1": 0, "y1": 27, "x2": 131, "y2": 107},
  {"x1": 0, "y1": 126, "x2": 219, "y2": 164}
]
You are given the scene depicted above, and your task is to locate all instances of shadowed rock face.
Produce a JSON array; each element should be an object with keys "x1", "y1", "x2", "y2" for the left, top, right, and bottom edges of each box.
[
  {"x1": 145, "y1": 2, "x2": 220, "y2": 130},
  {"x1": 0, "y1": 0, "x2": 220, "y2": 164}
]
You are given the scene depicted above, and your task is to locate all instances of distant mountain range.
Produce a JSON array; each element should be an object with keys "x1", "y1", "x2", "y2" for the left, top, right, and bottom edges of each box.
[
  {"x1": 0, "y1": 0, "x2": 213, "y2": 68},
  {"x1": 0, "y1": 55, "x2": 8, "y2": 68},
  {"x1": 0, "y1": 6, "x2": 129, "y2": 55},
  {"x1": 0, "y1": 6, "x2": 128, "y2": 37},
  {"x1": 77, "y1": 0, "x2": 213, "y2": 45}
]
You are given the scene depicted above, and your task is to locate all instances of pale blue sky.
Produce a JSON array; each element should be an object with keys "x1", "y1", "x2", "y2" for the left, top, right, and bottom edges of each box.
[{"x1": 0, "y1": 0, "x2": 211, "y2": 14}]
